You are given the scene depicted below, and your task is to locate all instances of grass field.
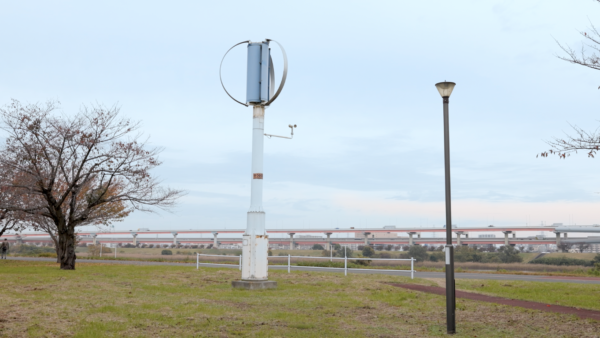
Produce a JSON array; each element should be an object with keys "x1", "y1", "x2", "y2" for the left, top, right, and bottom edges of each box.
[
  {"x1": 543, "y1": 252, "x2": 598, "y2": 260},
  {"x1": 1, "y1": 260, "x2": 599, "y2": 337}
]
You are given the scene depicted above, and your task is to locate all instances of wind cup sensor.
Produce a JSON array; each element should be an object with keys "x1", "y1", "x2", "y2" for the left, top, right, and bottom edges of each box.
[{"x1": 220, "y1": 39, "x2": 294, "y2": 290}]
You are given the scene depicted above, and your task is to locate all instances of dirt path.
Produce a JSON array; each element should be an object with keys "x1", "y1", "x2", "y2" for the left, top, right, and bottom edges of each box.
[{"x1": 389, "y1": 283, "x2": 600, "y2": 321}]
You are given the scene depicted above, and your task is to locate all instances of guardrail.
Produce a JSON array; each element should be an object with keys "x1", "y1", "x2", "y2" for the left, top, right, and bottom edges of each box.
[{"x1": 196, "y1": 253, "x2": 415, "y2": 279}]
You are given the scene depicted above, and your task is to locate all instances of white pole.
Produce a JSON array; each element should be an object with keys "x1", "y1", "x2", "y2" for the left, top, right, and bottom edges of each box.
[
  {"x1": 411, "y1": 257, "x2": 414, "y2": 280},
  {"x1": 330, "y1": 245, "x2": 332, "y2": 262},
  {"x1": 344, "y1": 249, "x2": 347, "y2": 276},
  {"x1": 241, "y1": 105, "x2": 269, "y2": 281},
  {"x1": 239, "y1": 255, "x2": 242, "y2": 271},
  {"x1": 288, "y1": 254, "x2": 290, "y2": 273},
  {"x1": 196, "y1": 253, "x2": 199, "y2": 270}
]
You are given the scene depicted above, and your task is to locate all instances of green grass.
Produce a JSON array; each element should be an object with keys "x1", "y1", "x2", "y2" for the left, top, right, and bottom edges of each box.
[
  {"x1": 1, "y1": 260, "x2": 599, "y2": 337},
  {"x1": 544, "y1": 252, "x2": 598, "y2": 260},
  {"x1": 519, "y1": 253, "x2": 539, "y2": 263},
  {"x1": 455, "y1": 279, "x2": 600, "y2": 311}
]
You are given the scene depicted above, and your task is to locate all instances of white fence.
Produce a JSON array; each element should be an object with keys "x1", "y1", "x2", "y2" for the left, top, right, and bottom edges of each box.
[{"x1": 196, "y1": 253, "x2": 415, "y2": 279}]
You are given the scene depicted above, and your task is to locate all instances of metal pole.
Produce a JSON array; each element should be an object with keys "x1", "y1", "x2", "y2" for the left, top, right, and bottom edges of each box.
[
  {"x1": 443, "y1": 95, "x2": 456, "y2": 334},
  {"x1": 288, "y1": 254, "x2": 291, "y2": 273},
  {"x1": 344, "y1": 248, "x2": 347, "y2": 276},
  {"x1": 239, "y1": 255, "x2": 242, "y2": 271},
  {"x1": 330, "y1": 245, "x2": 332, "y2": 262},
  {"x1": 197, "y1": 253, "x2": 199, "y2": 270},
  {"x1": 114, "y1": 246, "x2": 117, "y2": 259},
  {"x1": 411, "y1": 257, "x2": 414, "y2": 280}
]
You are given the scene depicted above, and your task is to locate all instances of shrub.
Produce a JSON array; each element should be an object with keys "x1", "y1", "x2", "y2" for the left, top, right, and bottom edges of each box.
[
  {"x1": 429, "y1": 254, "x2": 438, "y2": 262},
  {"x1": 362, "y1": 246, "x2": 375, "y2": 257},
  {"x1": 311, "y1": 244, "x2": 324, "y2": 250},
  {"x1": 530, "y1": 257, "x2": 593, "y2": 267},
  {"x1": 337, "y1": 246, "x2": 353, "y2": 258},
  {"x1": 161, "y1": 250, "x2": 173, "y2": 255},
  {"x1": 10, "y1": 244, "x2": 55, "y2": 256},
  {"x1": 378, "y1": 252, "x2": 391, "y2": 259},
  {"x1": 408, "y1": 245, "x2": 428, "y2": 262},
  {"x1": 268, "y1": 248, "x2": 273, "y2": 256},
  {"x1": 87, "y1": 245, "x2": 113, "y2": 257},
  {"x1": 496, "y1": 246, "x2": 523, "y2": 263},
  {"x1": 297, "y1": 261, "x2": 344, "y2": 268}
]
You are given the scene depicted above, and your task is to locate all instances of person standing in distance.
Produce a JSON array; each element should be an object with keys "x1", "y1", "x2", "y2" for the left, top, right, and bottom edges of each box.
[{"x1": 0, "y1": 239, "x2": 9, "y2": 259}]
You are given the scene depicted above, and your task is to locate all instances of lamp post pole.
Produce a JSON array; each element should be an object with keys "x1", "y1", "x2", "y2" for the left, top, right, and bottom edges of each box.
[{"x1": 436, "y1": 81, "x2": 457, "y2": 334}]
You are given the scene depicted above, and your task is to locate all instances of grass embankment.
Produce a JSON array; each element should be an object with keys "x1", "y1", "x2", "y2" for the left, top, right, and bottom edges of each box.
[
  {"x1": 453, "y1": 279, "x2": 600, "y2": 311},
  {"x1": 0, "y1": 260, "x2": 599, "y2": 337},
  {"x1": 543, "y1": 252, "x2": 598, "y2": 260}
]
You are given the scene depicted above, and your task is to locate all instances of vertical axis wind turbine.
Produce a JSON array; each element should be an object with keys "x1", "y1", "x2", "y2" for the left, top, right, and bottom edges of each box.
[{"x1": 220, "y1": 39, "x2": 291, "y2": 289}]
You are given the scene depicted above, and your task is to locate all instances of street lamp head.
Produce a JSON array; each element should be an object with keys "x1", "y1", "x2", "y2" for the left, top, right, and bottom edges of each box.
[{"x1": 435, "y1": 81, "x2": 456, "y2": 98}]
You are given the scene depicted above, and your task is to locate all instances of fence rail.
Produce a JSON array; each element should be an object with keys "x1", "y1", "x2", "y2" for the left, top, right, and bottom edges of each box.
[{"x1": 196, "y1": 253, "x2": 415, "y2": 279}]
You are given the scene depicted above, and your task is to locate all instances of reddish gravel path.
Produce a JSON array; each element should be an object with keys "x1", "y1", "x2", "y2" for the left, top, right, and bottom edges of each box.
[{"x1": 389, "y1": 283, "x2": 600, "y2": 321}]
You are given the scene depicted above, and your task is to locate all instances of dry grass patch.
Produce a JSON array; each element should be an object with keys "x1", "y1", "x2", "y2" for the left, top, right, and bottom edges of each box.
[{"x1": 0, "y1": 260, "x2": 599, "y2": 337}]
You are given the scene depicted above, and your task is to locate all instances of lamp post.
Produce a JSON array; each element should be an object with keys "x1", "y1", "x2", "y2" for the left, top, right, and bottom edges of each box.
[{"x1": 435, "y1": 81, "x2": 456, "y2": 334}]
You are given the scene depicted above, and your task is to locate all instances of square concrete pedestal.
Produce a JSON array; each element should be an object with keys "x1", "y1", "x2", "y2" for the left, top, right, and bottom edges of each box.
[{"x1": 232, "y1": 280, "x2": 277, "y2": 290}]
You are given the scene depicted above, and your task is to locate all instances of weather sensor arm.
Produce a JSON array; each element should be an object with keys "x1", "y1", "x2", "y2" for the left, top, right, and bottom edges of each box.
[{"x1": 265, "y1": 124, "x2": 296, "y2": 139}]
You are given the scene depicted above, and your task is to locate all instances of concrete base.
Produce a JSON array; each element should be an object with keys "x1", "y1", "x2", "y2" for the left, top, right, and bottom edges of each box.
[{"x1": 231, "y1": 280, "x2": 277, "y2": 290}]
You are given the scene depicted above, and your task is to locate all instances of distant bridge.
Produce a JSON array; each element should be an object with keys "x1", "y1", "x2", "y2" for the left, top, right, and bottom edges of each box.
[{"x1": 2, "y1": 225, "x2": 600, "y2": 249}]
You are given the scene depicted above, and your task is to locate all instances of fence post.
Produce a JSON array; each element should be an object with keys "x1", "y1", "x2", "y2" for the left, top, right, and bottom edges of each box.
[
  {"x1": 239, "y1": 255, "x2": 242, "y2": 271},
  {"x1": 114, "y1": 246, "x2": 117, "y2": 259},
  {"x1": 288, "y1": 254, "x2": 291, "y2": 273},
  {"x1": 345, "y1": 254, "x2": 347, "y2": 276},
  {"x1": 411, "y1": 257, "x2": 414, "y2": 280},
  {"x1": 196, "y1": 253, "x2": 199, "y2": 270}
]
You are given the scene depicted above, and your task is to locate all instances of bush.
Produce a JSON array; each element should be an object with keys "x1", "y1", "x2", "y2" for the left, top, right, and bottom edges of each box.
[
  {"x1": 454, "y1": 246, "x2": 483, "y2": 263},
  {"x1": 161, "y1": 250, "x2": 173, "y2": 255},
  {"x1": 429, "y1": 254, "x2": 438, "y2": 262},
  {"x1": 497, "y1": 245, "x2": 523, "y2": 263},
  {"x1": 312, "y1": 244, "x2": 324, "y2": 250},
  {"x1": 87, "y1": 245, "x2": 113, "y2": 258},
  {"x1": 268, "y1": 248, "x2": 273, "y2": 256},
  {"x1": 337, "y1": 246, "x2": 353, "y2": 258},
  {"x1": 362, "y1": 246, "x2": 375, "y2": 257},
  {"x1": 530, "y1": 257, "x2": 593, "y2": 267},
  {"x1": 297, "y1": 261, "x2": 344, "y2": 268},
  {"x1": 378, "y1": 252, "x2": 391, "y2": 258},
  {"x1": 408, "y1": 245, "x2": 428, "y2": 262}
]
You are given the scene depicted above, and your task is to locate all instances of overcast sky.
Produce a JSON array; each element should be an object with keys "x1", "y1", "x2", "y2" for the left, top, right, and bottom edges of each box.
[{"x1": 1, "y1": 0, "x2": 599, "y2": 236}]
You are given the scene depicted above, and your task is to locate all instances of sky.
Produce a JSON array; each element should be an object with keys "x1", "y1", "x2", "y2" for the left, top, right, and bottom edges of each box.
[{"x1": 1, "y1": 0, "x2": 599, "y2": 237}]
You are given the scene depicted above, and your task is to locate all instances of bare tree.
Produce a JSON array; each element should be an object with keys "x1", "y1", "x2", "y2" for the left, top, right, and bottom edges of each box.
[
  {"x1": 556, "y1": 24, "x2": 600, "y2": 74},
  {"x1": 575, "y1": 242, "x2": 591, "y2": 253},
  {"x1": 0, "y1": 100, "x2": 184, "y2": 270},
  {"x1": 541, "y1": 1, "x2": 600, "y2": 158},
  {"x1": 557, "y1": 242, "x2": 572, "y2": 253}
]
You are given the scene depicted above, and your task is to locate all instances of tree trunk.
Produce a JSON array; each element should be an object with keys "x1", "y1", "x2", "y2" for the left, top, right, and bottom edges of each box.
[{"x1": 58, "y1": 228, "x2": 77, "y2": 270}]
